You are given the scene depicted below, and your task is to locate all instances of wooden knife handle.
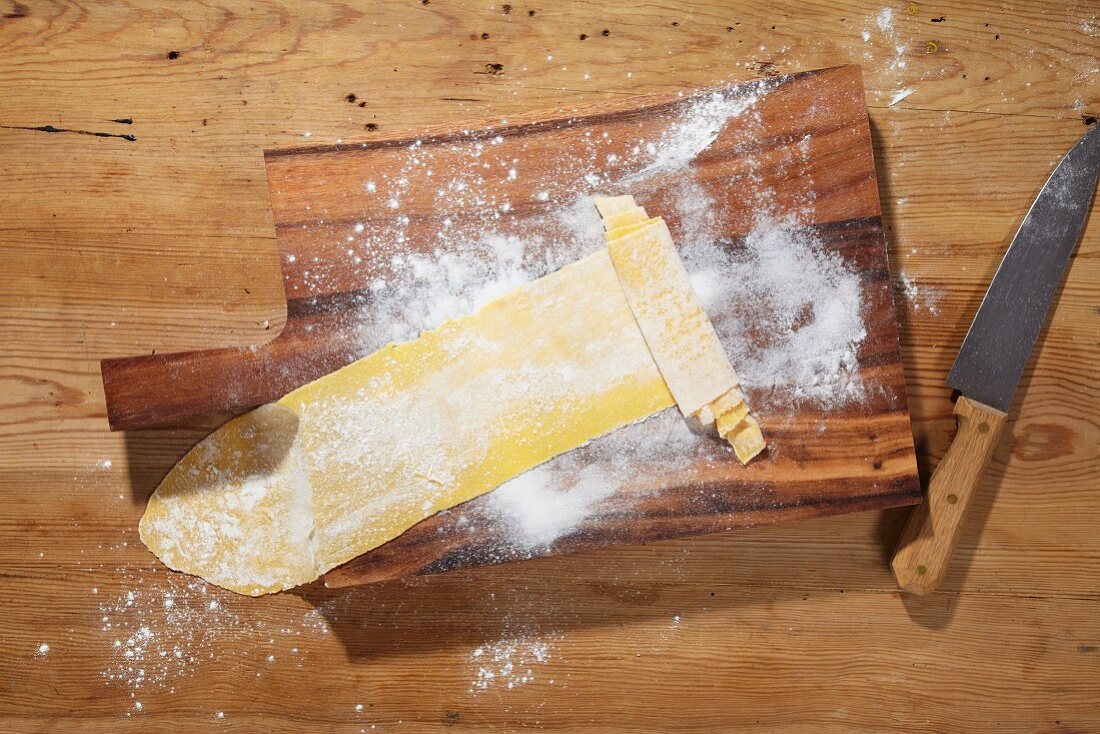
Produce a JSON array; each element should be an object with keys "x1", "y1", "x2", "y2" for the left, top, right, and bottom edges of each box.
[{"x1": 891, "y1": 395, "x2": 1007, "y2": 595}]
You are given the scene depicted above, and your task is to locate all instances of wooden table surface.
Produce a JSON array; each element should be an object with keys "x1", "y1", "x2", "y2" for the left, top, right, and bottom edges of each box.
[{"x1": 2, "y1": 1, "x2": 1097, "y2": 731}]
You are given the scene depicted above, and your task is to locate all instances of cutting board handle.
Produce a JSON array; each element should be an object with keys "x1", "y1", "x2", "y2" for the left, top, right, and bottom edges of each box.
[
  {"x1": 891, "y1": 395, "x2": 1007, "y2": 595},
  {"x1": 100, "y1": 314, "x2": 362, "y2": 430}
]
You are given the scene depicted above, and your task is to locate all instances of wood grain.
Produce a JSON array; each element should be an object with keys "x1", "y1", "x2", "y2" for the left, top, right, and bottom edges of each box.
[{"x1": 1, "y1": 0, "x2": 1098, "y2": 731}]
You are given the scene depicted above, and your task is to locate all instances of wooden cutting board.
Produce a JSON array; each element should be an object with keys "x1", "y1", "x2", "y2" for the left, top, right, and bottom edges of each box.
[{"x1": 101, "y1": 64, "x2": 920, "y2": 587}]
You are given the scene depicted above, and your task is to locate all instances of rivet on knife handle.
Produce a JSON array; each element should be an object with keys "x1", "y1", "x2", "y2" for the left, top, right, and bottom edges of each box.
[{"x1": 891, "y1": 396, "x2": 1007, "y2": 595}]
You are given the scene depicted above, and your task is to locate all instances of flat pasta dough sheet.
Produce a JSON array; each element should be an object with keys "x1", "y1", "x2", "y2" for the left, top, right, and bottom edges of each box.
[{"x1": 140, "y1": 248, "x2": 676, "y2": 595}]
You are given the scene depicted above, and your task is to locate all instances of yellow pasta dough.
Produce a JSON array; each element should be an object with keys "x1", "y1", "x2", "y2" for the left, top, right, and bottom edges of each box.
[
  {"x1": 593, "y1": 194, "x2": 638, "y2": 218},
  {"x1": 141, "y1": 249, "x2": 675, "y2": 595},
  {"x1": 604, "y1": 218, "x2": 737, "y2": 416},
  {"x1": 595, "y1": 197, "x2": 765, "y2": 463}
]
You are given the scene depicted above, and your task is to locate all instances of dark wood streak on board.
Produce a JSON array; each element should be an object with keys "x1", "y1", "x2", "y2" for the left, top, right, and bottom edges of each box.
[{"x1": 0, "y1": 124, "x2": 136, "y2": 141}]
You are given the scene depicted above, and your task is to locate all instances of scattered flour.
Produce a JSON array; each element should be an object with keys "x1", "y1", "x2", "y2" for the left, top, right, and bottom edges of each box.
[
  {"x1": 412, "y1": 207, "x2": 869, "y2": 553},
  {"x1": 98, "y1": 575, "x2": 246, "y2": 700},
  {"x1": 339, "y1": 81, "x2": 774, "y2": 354},
  {"x1": 631, "y1": 86, "x2": 770, "y2": 178},
  {"x1": 358, "y1": 234, "x2": 556, "y2": 345},
  {"x1": 486, "y1": 465, "x2": 619, "y2": 549},
  {"x1": 684, "y1": 214, "x2": 868, "y2": 407},
  {"x1": 896, "y1": 271, "x2": 941, "y2": 315},
  {"x1": 342, "y1": 78, "x2": 864, "y2": 416},
  {"x1": 452, "y1": 405, "x2": 703, "y2": 553},
  {"x1": 105, "y1": 79, "x2": 881, "y2": 700},
  {"x1": 68, "y1": 27, "x2": 935, "y2": 719},
  {"x1": 859, "y1": 5, "x2": 909, "y2": 77},
  {"x1": 94, "y1": 564, "x2": 346, "y2": 714},
  {"x1": 468, "y1": 634, "x2": 556, "y2": 693},
  {"x1": 875, "y1": 7, "x2": 894, "y2": 32}
]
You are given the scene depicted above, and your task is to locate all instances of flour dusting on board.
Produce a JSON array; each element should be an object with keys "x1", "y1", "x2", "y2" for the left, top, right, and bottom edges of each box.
[
  {"x1": 487, "y1": 466, "x2": 618, "y2": 550},
  {"x1": 684, "y1": 215, "x2": 867, "y2": 407},
  {"x1": 632, "y1": 88, "x2": 767, "y2": 178},
  {"x1": 477, "y1": 411, "x2": 703, "y2": 552},
  {"x1": 282, "y1": 76, "x2": 871, "y2": 555}
]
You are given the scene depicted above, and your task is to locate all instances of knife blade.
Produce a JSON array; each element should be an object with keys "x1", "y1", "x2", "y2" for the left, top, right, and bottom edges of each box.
[
  {"x1": 892, "y1": 124, "x2": 1100, "y2": 595},
  {"x1": 948, "y1": 123, "x2": 1100, "y2": 411}
]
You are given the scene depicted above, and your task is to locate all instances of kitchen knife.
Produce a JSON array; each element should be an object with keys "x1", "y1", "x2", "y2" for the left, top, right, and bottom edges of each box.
[{"x1": 892, "y1": 124, "x2": 1100, "y2": 596}]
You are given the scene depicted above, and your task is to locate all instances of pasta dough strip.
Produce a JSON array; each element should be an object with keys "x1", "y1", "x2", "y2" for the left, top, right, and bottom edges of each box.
[{"x1": 595, "y1": 197, "x2": 765, "y2": 464}]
